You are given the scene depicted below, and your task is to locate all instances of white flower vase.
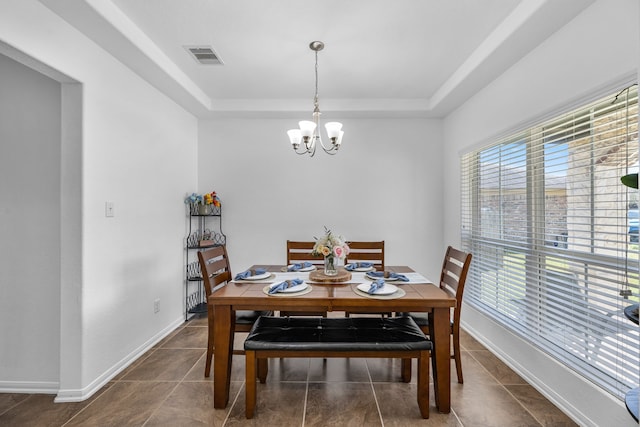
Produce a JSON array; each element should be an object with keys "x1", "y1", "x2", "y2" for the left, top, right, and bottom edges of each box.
[{"x1": 324, "y1": 255, "x2": 337, "y2": 276}]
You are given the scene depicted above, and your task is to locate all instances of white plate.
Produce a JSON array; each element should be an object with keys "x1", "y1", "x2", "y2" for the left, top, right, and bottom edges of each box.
[
  {"x1": 365, "y1": 272, "x2": 399, "y2": 282},
  {"x1": 269, "y1": 281, "x2": 308, "y2": 293},
  {"x1": 347, "y1": 264, "x2": 375, "y2": 272},
  {"x1": 242, "y1": 271, "x2": 271, "y2": 281},
  {"x1": 357, "y1": 282, "x2": 398, "y2": 295},
  {"x1": 287, "y1": 264, "x2": 316, "y2": 272}
]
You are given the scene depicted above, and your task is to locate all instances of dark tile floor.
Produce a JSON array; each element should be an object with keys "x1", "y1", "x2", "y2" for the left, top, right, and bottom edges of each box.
[{"x1": 0, "y1": 316, "x2": 577, "y2": 426}]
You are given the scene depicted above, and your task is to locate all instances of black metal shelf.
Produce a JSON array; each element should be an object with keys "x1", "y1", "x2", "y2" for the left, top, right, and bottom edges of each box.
[
  {"x1": 187, "y1": 243, "x2": 221, "y2": 250},
  {"x1": 184, "y1": 203, "x2": 226, "y2": 321},
  {"x1": 188, "y1": 302, "x2": 207, "y2": 314}
]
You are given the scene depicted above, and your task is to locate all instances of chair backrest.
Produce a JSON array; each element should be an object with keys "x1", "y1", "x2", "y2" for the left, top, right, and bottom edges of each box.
[
  {"x1": 439, "y1": 246, "x2": 472, "y2": 320},
  {"x1": 286, "y1": 241, "x2": 325, "y2": 266},
  {"x1": 197, "y1": 245, "x2": 232, "y2": 297},
  {"x1": 346, "y1": 241, "x2": 385, "y2": 271}
]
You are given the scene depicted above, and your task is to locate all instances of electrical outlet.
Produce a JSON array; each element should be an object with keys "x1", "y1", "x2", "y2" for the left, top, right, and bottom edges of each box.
[{"x1": 154, "y1": 299, "x2": 160, "y2": 313}]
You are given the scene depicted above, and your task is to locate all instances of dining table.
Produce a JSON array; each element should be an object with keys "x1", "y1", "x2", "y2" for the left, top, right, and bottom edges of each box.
[{"x1": 208, "y1": 265, "x2": 456, "y2": 413}]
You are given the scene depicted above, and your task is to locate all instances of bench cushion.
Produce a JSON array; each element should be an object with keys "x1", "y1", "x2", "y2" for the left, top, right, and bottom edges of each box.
[{"x1": 244, "y1": 316, "x2": 431, "y2": 352}]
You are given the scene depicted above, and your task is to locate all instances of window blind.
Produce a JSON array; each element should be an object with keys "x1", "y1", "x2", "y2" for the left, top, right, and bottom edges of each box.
[{"x1": 461, "y1": 84, "x2": 639, "y2": 398}]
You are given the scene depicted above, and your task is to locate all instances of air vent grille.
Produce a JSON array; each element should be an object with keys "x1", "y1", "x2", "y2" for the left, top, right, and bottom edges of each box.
[{"x1": 185, "y1": 46, "x2": 223, "y2": 65}]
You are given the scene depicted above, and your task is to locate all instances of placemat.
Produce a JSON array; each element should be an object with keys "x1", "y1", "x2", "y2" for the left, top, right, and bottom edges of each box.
[
  {"x1": 262, "y1": 284, "x2": 313, "y2": 297},
  {"x1": 353, "y1": 287, "x2": 406, "y2": 300}
]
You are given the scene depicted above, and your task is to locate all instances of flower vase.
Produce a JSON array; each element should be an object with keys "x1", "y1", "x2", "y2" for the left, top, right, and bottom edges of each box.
[
  {"x1": 324, "y1": 255, "x2": 337, "y2": 276},
  {"x1": 198, "y1": 204, "x2": 211, "y2": 215}
]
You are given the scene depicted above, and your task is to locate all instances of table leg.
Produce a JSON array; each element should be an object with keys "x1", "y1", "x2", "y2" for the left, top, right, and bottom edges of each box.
[
  {"x1": 430, "y1": 307, "x2": 451, "y2": 413},
  {"x1": 213, "y1": 304, "x2": 234, "y2": 409}
]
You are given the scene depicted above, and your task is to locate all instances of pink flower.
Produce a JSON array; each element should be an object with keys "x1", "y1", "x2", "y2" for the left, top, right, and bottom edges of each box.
[{"x1": 333, "y1": 246, "x2": 345, "y2": 258}]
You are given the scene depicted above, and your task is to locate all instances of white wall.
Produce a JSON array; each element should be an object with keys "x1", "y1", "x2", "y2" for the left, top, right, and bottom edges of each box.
[
  {"x1": 0, "y1": 0, "x2": 198, "y2": 400},
  {"x1": 0, "y1": 54, "x2": 62, "y2": 390},
  {"x1": 198, "y1": 117, "x2": 445, "y2": 281},
  {"x1": 442, "y1": 0, "x2": 639, "y2": 426}
]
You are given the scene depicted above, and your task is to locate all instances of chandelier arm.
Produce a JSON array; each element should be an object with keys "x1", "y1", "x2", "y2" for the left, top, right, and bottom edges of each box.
[
  {"x1": 317, "y1": 136, "x2": 339, "y2": 154},
  {"x1": 292, "y1": 141, "x2": 314, "y2": 156}
]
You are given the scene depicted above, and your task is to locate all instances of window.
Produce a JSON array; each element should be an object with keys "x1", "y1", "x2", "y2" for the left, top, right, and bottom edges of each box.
[{"x1": 461, "y1": 84, "x2": 639, "y2": 398}]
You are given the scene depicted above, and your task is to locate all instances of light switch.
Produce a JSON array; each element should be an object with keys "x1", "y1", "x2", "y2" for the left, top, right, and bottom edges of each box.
[{"x1": 105, "y1": 202, "x2": 115, "y2": 217}]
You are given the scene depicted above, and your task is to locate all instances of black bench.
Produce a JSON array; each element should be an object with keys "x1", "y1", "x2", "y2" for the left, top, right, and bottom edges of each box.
[{"x1": 244, "y1": 316, "x2": 432, "y2": 419}]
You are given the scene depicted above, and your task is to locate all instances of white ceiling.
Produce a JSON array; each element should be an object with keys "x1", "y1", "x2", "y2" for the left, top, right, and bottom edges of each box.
[{"x1": 40, "y1": 0, "x2": 595, "y2": 118}]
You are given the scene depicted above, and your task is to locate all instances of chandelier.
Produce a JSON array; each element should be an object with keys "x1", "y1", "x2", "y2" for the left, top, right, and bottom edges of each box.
[{"x1": 287, "y1": 41, "x2": 343, "y2": 156}]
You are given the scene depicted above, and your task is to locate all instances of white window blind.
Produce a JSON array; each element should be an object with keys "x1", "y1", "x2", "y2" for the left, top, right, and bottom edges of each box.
[{"x1": 461, "y1": 84, "x2": 639, "y2": 398}]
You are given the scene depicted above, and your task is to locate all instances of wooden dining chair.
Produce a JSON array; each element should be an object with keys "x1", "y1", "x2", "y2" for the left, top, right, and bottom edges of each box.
[
  {"x1": 197, "y1": 245, "x2": 271, "y2": 377},
  {"x1": 345, "y1": 241, "x2": 389, "y2": 317},
  {"x1": 286, "y1": 240, "x2": 325, "y2": 267},
  {"x1": 281, "y1": 240, "x2": 326, "y2": 317},
  {"x1": 345, "y1": 241, "x2": 385, "y2": 271},
  {"x1": 405, "y1": 245, "x2": 472, "y2": 383}
]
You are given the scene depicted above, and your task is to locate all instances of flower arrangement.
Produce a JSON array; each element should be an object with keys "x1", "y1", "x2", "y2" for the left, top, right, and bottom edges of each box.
[
  {"x1": 184, "y1": 191, "x2": 221, "y2": 207},
  {"x1": 311, "y1": 226, "x2": 350, "y2": 259}
]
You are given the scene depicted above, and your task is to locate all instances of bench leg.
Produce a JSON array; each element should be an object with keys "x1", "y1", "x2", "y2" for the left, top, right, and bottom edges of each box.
[
  {"x1": 245, "y1": 350, "x2": 257, "y2": 419},
  {"x1": 401, "y1": 358, "x2": 412, "y2": 382},
  {"x1": 417, "y1": 350, "x2": 430, "y2": 419},
  {"x1": 257, "y1": 357, "x2": 268, "y2": 383}
]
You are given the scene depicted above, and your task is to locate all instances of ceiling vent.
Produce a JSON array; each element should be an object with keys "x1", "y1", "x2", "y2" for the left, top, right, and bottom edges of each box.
[{"x1": 184, "y1": 46, "x2": 223, "y2": 65}]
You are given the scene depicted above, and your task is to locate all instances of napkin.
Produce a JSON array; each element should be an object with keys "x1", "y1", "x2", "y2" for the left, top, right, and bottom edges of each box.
[
  {"x1": 287, "y1": 262, "x2": 313, "y2": 271},
  {"x1": 367, "y1": 271, "x2": 409, "y2": 282},
  {"x1": 234, "y1": 268, "x2": 267, "y2": 280},
  {"x1": 269, "y1": 278, "x2": 304, "y2": 294},
  {"x1": 367, "y1": 278, "x2": 386, "y2": 294},
  {"x1": 345, "y1": 262, "x2": 374, "y2": 271}
]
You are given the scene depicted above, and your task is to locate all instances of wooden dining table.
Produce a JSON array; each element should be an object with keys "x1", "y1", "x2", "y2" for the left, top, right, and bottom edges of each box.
[{"x1": 208, "y1": 265, "x2": 456, "y2": 413}]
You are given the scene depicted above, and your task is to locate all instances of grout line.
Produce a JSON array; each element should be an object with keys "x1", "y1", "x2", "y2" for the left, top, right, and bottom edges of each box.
[
  {"x1": 301, "y1": 358, "x2": 310, "y2": 427},
  {"x1": 222, "y1": 380, "x2": 244, "y2": 426},
  {"x1": 141, "y1": 381, "x2": 182, "y2": 427},
  {"x1": 365, "y1": 360, "x2": 385, "y2": 427},
  {"x1": 450, "y1": 406, "x2": 465, "y2": 427},
  {"x1": 143, "y1": 345, "x2": 205, "y2": 426},
  {"x1": 0, "y1": 395, "x2": 32, "y2": 419},
  {"x1": 60, "y1": 381, "x2": 121, "y2": 427},
  {"x1": 464, "y1": 350, "x2": 543, "y2": 427}
]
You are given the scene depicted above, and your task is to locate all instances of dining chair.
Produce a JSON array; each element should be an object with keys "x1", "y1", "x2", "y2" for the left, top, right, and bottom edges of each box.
[
  {"x1": 345, "y1": 240, "x2": 389, "y2": 317},
  {"x1": 281, "y1": 240, "x2": 326, "y2": 317},
  {"x1": 285, "y1": 240, "x2": 325, "y2": 267},
  {"x1": 405, "y1": 245, "x2": 472, "y2": 383},
  {"x1": 345, "y1": 241, "x2": 385, "y2": 271},
  {"x1": 197, "y1": 245, "x2": 271, "y2": 377}
]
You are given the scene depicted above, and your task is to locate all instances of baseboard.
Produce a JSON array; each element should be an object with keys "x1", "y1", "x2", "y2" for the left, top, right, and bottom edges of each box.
[
  {"x1": 461, "y1": 306, "x2": 636, "y2": 427},
  {"x1": 0, "y1": 380, "x2": 59, "y2": 394},
  {"x1": 54, "y1": 315, "x2": 184, "y2": 402}
]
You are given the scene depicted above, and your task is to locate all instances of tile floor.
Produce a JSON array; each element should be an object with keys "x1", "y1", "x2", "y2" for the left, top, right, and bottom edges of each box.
[{"x1": 0, "y1": 315, "x2": 577, "y2": 426}]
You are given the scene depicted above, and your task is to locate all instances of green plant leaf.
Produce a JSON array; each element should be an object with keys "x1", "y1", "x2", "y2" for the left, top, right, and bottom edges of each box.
[{"x1": 621, "y1": 173, "x2": 638, "y2": 189}]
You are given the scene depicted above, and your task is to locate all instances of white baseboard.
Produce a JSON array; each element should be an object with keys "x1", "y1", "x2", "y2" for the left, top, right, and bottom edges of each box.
[
  {"x1": 54, "y1": 315, "x2": 184, "y2": 403},
  {"x1": 461, "y1": 306, "x2": 637, "y2": 427},
  {"x1": 0, "y1": 381, "x2": 59, "y2": 394}
]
